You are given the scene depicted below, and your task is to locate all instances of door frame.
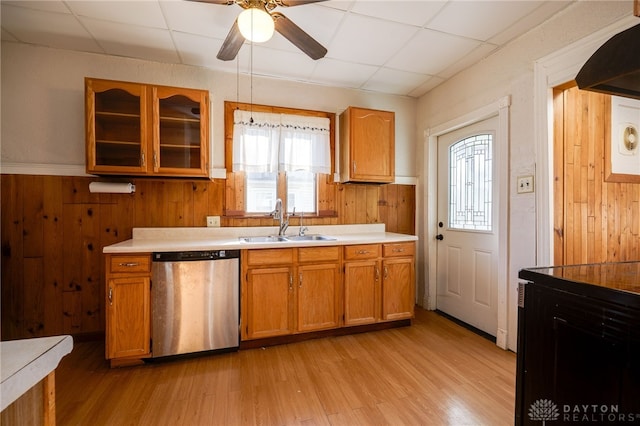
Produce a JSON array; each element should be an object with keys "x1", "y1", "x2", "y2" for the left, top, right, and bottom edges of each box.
[{"x1": 425, "y1": 96, "x2": 510, "y2": 349}]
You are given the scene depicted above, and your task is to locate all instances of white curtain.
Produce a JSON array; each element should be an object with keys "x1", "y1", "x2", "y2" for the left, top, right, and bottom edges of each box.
[
  {"x1": 232, "y1": 110, "x2": 331, "y2": 174},
  {"x1": 279, "y1": 114, "x2": 331, "y2": 174},
  {"x1": 232, "y1": 110, "x2": 280, "y2": 172}
]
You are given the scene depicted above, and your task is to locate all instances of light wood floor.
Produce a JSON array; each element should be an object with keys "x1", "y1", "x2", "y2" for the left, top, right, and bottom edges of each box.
[{"x1": 55, "y1": 308, "x2": 516, "y2": 425}]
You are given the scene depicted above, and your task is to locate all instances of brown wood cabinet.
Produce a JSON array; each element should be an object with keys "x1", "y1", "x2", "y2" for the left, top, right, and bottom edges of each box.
[
  {"x1": 381, "y1": 242, "x2": 415, "y2": 321},
  {"x1": 343, "y1": 244, "x2": 381, "y2": 325},
  {"x1": 105, "y1": 254, "x2": 151, "y2": 366},
  {"x1": 85, "y1": 78, "x2": 209, "y2": 178},
  {"x1": 296, "y1": 246, "x2": 342, "y2": 332},
  {"x1": 242, "y1": 249, "x2": 295, "y2": 340},
  {"x1": 339, "y1": 107, "x2": 395, "y2": 183}
]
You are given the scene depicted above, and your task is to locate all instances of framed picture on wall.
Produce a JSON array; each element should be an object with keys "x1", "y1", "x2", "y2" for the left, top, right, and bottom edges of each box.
[{"x1": 605, "y1": 95, "x2": 640, "y2": 183}]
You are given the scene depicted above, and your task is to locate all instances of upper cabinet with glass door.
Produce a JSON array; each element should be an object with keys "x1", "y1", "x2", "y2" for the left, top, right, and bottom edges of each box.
[{"x1": 85, "y1": 78, "x2": 209, "y2": 178}]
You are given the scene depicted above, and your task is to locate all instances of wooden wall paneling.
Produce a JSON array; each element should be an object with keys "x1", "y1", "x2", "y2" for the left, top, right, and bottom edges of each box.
[
  {"x1": 22, "y1": 175, "x2": 44, "y2": 258},
  {"x1": 43, "y1": 176, "x2": 64, "y2": 336},
  {"x1": 555, "y1": 86, "x2": 640, "y2": 264},
  {"x1": 365, "y1": 185, "x2": 379, "y2": 224},
  {"x1": 190, "y1": 181, "x2": 209, "y2": 226},
  {"x1": 1, "y1": 174, "x2": 25, "y2": 339},
  {"x1": 23, "y1": 257, "x2": 45, "y2": 336},
  {"x1": 378, "y1": 185, "x2": 389, "y2": 230},
  {"x1": 396, "y1": 185, "x2": 415, "y2": 235},
  {"x1": 383, "y1": 184, "x2": 398, "y2": 231},
  {"x1": 338, "y1": 184, "x2": 356, "y2": 225}
]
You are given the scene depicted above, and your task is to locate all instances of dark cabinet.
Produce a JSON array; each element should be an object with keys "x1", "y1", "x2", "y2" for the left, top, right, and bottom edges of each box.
[{"x1": 516, "y1": 264, "x2": 640, "y2": 425}]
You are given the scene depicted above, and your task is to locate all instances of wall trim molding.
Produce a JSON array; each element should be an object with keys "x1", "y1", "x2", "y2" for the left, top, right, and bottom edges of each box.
[
  {"x1": 533, "y1": 15, "x2": 639, "y2": 266},
  {"x1": 0, "y1": 162, "x2": 90, "y2": 176}
]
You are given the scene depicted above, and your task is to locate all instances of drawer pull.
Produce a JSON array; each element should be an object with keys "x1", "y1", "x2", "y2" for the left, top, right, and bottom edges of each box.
[
  {"x1": 393, "y1": 248, "x2": 405, "y2": 253},
  {"x1": 108, "y1": 287, "x2": 113, "y2": 305},
  {"x1": 357, "y1": 250, "x2": 370, "y2": 255},
  {"x1": 118, "y1": 262, "x2": 140, "y2": 267}
]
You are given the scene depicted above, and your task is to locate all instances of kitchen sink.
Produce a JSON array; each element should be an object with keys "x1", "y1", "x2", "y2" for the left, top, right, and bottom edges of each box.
[
  {"x1": 240, "y1": 236, "x2": 288, "y2": 243},
  {"x1": 284, "y1": 235, "x2": 336, "y2": 242},
  {"x1": 240, "y1": 235, "x2": 336, "y2": 243}
]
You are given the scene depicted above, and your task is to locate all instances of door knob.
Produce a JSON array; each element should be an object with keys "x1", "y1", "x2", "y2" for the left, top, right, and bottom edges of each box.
[{"x1": 436, "y1": 234, "x2": 444, "y2": 241}]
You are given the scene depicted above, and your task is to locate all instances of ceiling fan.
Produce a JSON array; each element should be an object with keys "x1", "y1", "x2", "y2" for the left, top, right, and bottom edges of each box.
[{"x1": 190, "y1": 0, "x2": 328, "y2": 61}]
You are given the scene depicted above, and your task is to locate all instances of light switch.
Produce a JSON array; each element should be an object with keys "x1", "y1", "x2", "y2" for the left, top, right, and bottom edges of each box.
[{"x1": 517, "y1": 175, "x2": 534, "y2": 194}]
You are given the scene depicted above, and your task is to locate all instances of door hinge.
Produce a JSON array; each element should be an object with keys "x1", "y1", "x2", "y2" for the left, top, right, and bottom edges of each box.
[{"x1": 517, "y1": 282, "x2": 527, "y2": 308}]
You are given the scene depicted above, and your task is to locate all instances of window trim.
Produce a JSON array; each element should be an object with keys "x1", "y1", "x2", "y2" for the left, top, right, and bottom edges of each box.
[{"x1": 224, "y1": 101, "x2": 336, "y2": 218}]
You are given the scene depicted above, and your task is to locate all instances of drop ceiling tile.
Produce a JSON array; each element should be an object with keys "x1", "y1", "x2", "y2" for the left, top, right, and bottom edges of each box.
[
  {"x1": 162, "y1": 1, "x2": 240, "y2": 40},
  {"x1": 350, "y1": 0, "x2": 446, "y2": 27},
  {"x1": 172, "y1": 31, "x2": 225, "y2": 69},
  {"x1": 327, "y1": 13, "x2": 417, "y2": 66},
  {"x1": 428, "y1": 1, "x2": 544, "y2": 42},
  {"x1": 387, "y1": 28, "x2": 480, "y2": 75},
  {"x1": 1, "y1": 28, "x2": 18, "y2": 42},
  {"x1": 317, "y1": 0, "x2": 355, "y2": 12},
  {"x1": 67, "y1": 1, "x2": 168, "y2": 29},
  {"x1": 1, "y1": 4, "x2": 103, "y2": 52},
  {"x1": 249, "y1": 46, "x2": 317, "y2": 80},
  {"x1": 436, "y1": 42, "x2": 498, "y2": 79},
  {"x1": 2, "y1": 1, "x2": 70, "y2": 14},
  {"x1": 362, "y1": 67, "x2": 429, "y2": 96},
  {"x1": 81, "y1": 18, "x2": 179, "y2": 63},
  {"x1": 408, "y1": 75, "x2": 446, "y2": 98},
  {"x1": 310, "y1": 58, "x2": 378, "y2": 88},
  {"x1": 488, "y1": 1, "x2": 573, "y2": 45}
]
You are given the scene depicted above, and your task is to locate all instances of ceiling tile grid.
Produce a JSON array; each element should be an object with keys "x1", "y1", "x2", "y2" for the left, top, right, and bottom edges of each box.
[{"x1": 1, "y1": 0, "x2": 574, "y2": 98}]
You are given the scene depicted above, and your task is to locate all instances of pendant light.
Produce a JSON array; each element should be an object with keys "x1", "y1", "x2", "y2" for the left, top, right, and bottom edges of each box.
[{"x1": 237, "y1": 7, "x2": 274, "y2": 43}]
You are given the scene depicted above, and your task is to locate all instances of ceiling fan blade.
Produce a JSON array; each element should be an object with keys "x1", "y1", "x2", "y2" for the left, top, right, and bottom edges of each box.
[
  {"x1": 217, "y1": 19, "x2": 245, "y2": 61},
  {"x1": 272, "y1": 12, "x2": 327, "y2": 60},
  {"x1": 275, "y1": 0, "x2": 328, "y2": 6}
]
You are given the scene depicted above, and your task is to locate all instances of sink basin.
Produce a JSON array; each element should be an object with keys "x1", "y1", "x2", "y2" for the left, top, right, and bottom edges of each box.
[
  {"x1": 284, "y1": 235, "x2": 337, "y2": 242},
  {"x1": 240, "y1": 235, "x2": 336, "y2": 243},
  {"x1": 240, "y1": 236, "x2": 288, "y2": 243}
]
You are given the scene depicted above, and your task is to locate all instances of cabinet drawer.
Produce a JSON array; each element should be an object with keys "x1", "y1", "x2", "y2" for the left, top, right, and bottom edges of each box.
[
  {"x1": 109, "y1": 254, "x2": 151, "y2": 274},
  {"x1": 344, "y1": 244, "x2": 380, "y2": 260},
  {"x1": 383, "y1": 242, "x2": 415, "y2": 258},
  {"x1": 298, "y1": 246, "x2": 340, "y2": 263},
  {"x1": 246, "y1": 248, "x2": 294, "y2": 266}
]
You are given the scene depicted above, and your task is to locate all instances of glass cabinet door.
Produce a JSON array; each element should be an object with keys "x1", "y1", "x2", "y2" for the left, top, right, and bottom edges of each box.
[
  {"x1": 86, "y1": 79, "x2": 147, "y2": 174},
  {"x1": 152, "y1": 87, "x2": 209, "y2": 177}
]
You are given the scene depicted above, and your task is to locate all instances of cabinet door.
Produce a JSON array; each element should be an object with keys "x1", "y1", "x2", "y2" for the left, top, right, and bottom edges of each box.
[
  {"x1": 382, "y1": 257, "x2": 415, "y2": 321},
  {"x1": 344, "y1": 260, "x2": 380, "y2": 326},
  {"x1": 246, "y1": 266, "x2": 293, "y2": 339},
  {"x1": 86, "y1": 78, "x2": 148, "y2": 175},
  {"x1": 297, "y1": 263, "x2": 341, "y2": 332},
  {"x1": 106, "y1": 276, "x2": 150, "y2": 359},
  {"x1": 152, "y1": 86, "x2": 209, "y2": 177},
  {"x1": 345, "y1": 107, "x2": 395, "y2": 183}
]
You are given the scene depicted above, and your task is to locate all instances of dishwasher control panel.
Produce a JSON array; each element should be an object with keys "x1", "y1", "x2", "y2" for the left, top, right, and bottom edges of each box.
[{"x1": 153, "y1": 250, "x2": 240, "y2": 262}]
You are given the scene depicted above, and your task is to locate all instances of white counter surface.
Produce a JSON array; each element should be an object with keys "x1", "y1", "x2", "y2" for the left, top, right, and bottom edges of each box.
[
  {"x1": 103, "y1": 224, "x2": 417, "y2": 253},
  {"x1": 1, "y1": 335, "x2": 73, "y2": 411}
]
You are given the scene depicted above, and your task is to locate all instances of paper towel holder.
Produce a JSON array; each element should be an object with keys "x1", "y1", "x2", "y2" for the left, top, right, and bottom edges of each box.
[{"x1": 89, "y1": 181, "x2": 136, "y2": 194}]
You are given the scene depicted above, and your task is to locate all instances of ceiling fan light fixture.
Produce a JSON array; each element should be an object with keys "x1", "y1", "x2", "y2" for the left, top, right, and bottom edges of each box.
[{"x1": 237, "y1": 8, "x2": 274, "y2": 43}]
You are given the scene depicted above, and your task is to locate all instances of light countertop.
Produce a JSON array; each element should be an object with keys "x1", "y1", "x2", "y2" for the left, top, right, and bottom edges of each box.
[
  {"x1": 103, "y1": 224, "x2": 418, "y2": 253},
  {"x1": 1, "y1": 335, "x2": 73, "y2": 411}
]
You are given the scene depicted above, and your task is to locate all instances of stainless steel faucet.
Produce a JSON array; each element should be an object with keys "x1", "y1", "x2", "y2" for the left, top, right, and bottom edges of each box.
[
  {"x1": 298, "y1": 210, "x2": 308, "y2": 236},
  {"x1": 271, "y1": 198, "x2": 289, "y2": 236}
]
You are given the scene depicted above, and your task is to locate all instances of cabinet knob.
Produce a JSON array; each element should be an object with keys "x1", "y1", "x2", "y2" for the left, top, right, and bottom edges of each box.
[{"x1": 436, "y1": 234, "x2": 444, "y2": 241}]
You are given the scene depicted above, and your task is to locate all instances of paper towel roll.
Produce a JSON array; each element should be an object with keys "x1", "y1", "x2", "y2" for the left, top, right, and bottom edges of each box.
[{"x1": 89, "y1": 182, "x2": 135, "y2": 194}]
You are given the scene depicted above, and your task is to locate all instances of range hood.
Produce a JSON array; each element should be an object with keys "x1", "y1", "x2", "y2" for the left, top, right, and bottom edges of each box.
[{"x1": 576, "y1": 23, "x2": 640, "y2": 100}]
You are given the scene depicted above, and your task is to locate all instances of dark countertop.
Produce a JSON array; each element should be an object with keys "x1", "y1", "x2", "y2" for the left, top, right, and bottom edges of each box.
[{"x1": 519, "y1": 261, "x2": 640, "y2": 308}]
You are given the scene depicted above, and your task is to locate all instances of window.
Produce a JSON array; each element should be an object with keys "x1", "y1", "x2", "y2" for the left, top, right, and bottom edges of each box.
[
  {"x1": 229, "y1": 104, "x2": 334, "y2": 216},
  {"x1": 449, "y1": 133, "x2": 493, "y2": 231}
]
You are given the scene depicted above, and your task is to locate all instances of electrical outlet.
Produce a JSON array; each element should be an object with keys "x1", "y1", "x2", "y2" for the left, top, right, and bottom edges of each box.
[
  {"x1": 517, "y1": 175, "x2": 534, "y2": 194},
  {"x1": 206, "y1": 216, "x2": 220, "y2": 227}
]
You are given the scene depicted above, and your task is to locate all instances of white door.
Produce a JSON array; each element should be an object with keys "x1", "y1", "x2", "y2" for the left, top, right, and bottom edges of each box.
[{"x1": 436, "y1": 116, "x2": 498, "y2": 336}]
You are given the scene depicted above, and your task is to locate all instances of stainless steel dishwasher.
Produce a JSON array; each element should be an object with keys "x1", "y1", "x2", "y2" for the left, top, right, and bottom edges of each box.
[{"x1": 151, "y1": 250, "x2": 240, "y2": 358}]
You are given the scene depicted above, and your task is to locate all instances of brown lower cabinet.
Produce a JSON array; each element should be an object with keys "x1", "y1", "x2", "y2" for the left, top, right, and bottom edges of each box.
[
  {"x1": 105, "y1": 242, "x2": 415, "y2": 364},
  {"x1": 105, "y1": 254, "x2": 151, "y2": 366}
]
